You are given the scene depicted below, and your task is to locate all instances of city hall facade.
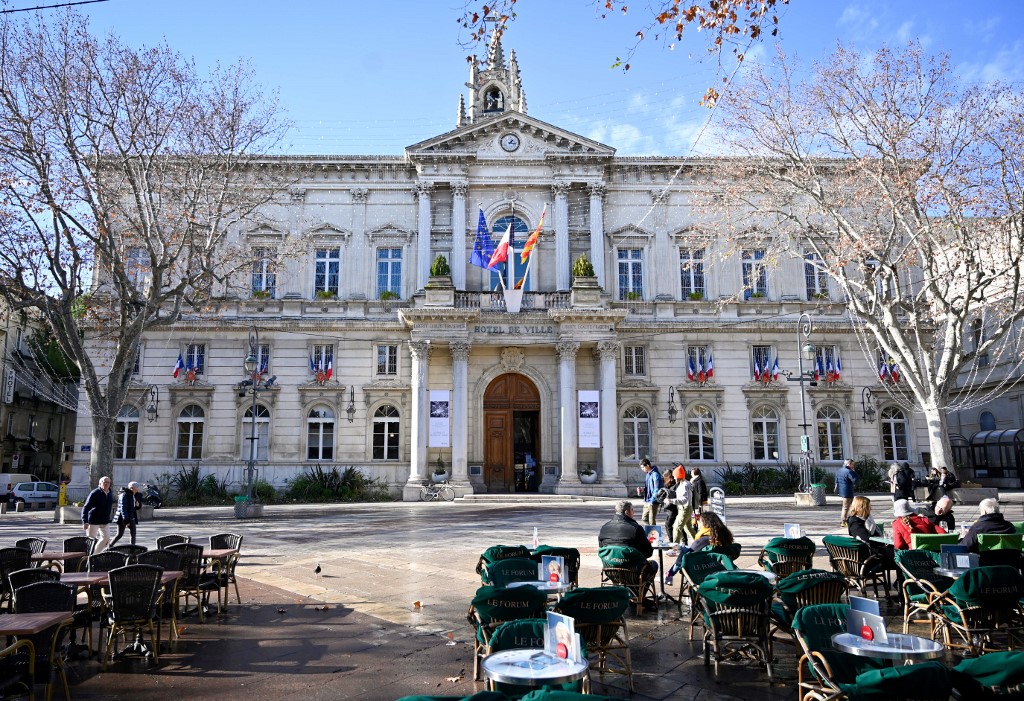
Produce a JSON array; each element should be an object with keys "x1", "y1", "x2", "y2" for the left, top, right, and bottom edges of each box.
[{"x1": 72, "y1": 36, "x2": 930, "y2": 499}]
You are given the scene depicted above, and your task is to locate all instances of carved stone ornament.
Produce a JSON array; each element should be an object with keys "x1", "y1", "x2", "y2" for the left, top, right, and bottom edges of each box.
[
  {"x1": 500, "y1": 347, "x2": 525, "y2": 372},
  {"x1": 555, "y1": 341, "x2": 580, "y2": 361},
  {"x1": 351, "y1": 188, "x2": 369, "y2": 202},
  {"x1": 594, "y1": 341, "x2": 619, "y2": 362},
  {"x1": 451, "y1": 182, "x2": 468, "y2": 198},
  {"x1": 450, "y1": 342, "x2": 472, "y2": 363}
]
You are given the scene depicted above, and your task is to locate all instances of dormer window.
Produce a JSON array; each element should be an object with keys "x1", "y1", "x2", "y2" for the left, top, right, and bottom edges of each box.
[{"x1": 484, "y1": 88, "x2": 504, "y2": 112}]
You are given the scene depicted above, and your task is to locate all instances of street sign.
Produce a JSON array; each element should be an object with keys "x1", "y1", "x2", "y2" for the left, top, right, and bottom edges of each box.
[
  {"x1": 3, "y1": 368, "x2": 14, "y2": 404},
  {"x1": 800, "y1": 435, "x2": 809, "y2": 453}
]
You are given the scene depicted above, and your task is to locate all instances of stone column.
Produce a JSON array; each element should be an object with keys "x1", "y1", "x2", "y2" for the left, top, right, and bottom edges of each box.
[
  {"x1": 588, "y1": 183, "x2": 606, "y2": 288},
  {"x1": 450, "y1": 341, "x2": 472, "y2": 493},
  {"x1": 553, "y1": 182, "x2": 571, "y2": 291},
  {"x1": 416, "y1": 182, "x2": 433, "y2": 291},
  {"x1": 451, "y1": 182, "x2": 467, "y2": 290},
  {"x1": 404, "y1": 341, "x2": 432, "y2": 500},
  {"x1": 596, "y1": 341, "x2": 622, "y2": 483},
  {"x1": 556, "y1": 341, "x2": 580, "y2": 486},
  {"x1": 350, "y1": 188, "x2": 369, "y2": 299}
]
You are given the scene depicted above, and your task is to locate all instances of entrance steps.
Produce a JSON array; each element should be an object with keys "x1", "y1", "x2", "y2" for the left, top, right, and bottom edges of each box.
[{"x1": 460, "y1": 493, "x2": 612, "y2": 503}]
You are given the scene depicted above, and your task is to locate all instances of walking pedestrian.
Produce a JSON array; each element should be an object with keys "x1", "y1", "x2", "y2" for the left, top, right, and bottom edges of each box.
[
  {"x1": 82, "y1": 476, "x2": 114, "y2": 553},
  {"x1": 835, "y1": 459, "x2": 858, "y2": 527},
  {"x1": 670, "y1": 465, "x2": 693, "y2": 545},
  {"x1": 690, "y1": 467, "x2": 709, "y2": 515},
  {"x1": 109, "y1": 481, "x2": 142, "y2": 547},
  {"x1": 638, "y1": 458, "x2": 664, "y2": 526}
]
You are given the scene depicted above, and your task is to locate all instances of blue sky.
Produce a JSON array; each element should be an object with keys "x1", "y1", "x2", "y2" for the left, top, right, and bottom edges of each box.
[{"x1": 18, "y1": 0, "x2": 1024, "y2": 156}]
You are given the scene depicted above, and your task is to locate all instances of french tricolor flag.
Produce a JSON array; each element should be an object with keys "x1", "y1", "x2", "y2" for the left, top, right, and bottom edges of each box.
[
  {"x1": 687, "y1": 355, "x2": 696, "y2": 381},
  {"x1": 325, "y1": 354, "x2": 333, "y2": 380},
  {"x1": 706, "y1": 352, "x2": 714, "y2": 379},
  {"x1": 771, "y1": 356, "x2": 779, "y2": 381},
  {"x1": 172, "y1": 353, "x2": 184, "y2": 378}
]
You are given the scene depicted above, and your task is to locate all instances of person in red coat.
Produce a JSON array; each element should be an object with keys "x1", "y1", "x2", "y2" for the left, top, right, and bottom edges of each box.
[{"x1": 891, "y1": 498, "x2": 945, "y2": 549}]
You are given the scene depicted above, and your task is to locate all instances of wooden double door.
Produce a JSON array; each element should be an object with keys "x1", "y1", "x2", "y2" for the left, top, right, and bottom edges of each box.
[{"x1": 483, "y1": 373, "x2": 541, "y2": 493}]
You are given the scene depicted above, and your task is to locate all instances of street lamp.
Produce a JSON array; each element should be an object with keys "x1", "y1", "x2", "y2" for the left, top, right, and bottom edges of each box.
[
  {"x1": 667, "y1": 386, "x2": 677, "y2": 423},
  {"x1": 346, "y1": 386, "x2": 356, "y2": 423},
  {"x1": 861, "y1": 387, "x2": 876, "y2": 423},
  {"x1": 145, "y1": 385, "x2": 159, "y2": 422},
  {"x1": 241, "y1": 325, "x2": 276, "y2": 504},
  {"x1": 785, "y1": 312, "x2": 816, "y2": 493}
]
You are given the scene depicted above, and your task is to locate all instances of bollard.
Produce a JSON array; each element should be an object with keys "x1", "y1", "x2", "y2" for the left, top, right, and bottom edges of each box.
[{"x1": 15, "y1": 501, "x2": 25, "y2": 512}]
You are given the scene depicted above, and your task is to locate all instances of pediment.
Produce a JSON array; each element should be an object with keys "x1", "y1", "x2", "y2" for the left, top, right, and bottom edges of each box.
[
  {"x1": 304, "y1": 222, "x2": 351, "y2": 240},
  {"x1": 367, "y1": 223, "x2": 414, "y2": 244},
  {"x1": 607, "y1": 224, "x2": 655, "y2": 242},
  {"x1": 243, "y1": 221, "x2": 288, "y2": 240},
  {"x1": 406, "y1": 113, "x2": 615, "y2": 160}
]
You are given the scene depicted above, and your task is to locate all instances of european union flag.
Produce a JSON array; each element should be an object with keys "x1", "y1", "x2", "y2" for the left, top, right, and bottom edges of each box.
[{"x1": 469, "y1": 209, "x2": 495, "y2": 270}]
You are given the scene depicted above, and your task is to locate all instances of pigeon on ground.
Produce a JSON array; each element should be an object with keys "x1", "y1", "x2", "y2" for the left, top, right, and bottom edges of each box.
[{"x1": 314, "y1": 563, "x2": 322, "y2": 578}]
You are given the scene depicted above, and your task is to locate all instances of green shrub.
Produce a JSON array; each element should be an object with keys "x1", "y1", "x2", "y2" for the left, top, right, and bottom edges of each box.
[
  {"x1": 715, "y1": 461, "x2": 802, "y2": 495},
  {"x1": 429, "y1": 254, "x2": 451, "y2": 276},
  {"x1": 169, "y1": 464, "x2": 230, "y2": 505},
  {"x1": 853, "y1": 455, "x2": 887, "y2": 491},
  {"x1": 285, "y1": 465, "x2": 392, "y2": 503},
  {"x1": 253, "y1": 479, "x2": 277, "y2": 503},
  {"x1": 572, "y1": 254, "x2": 595, "y2": 278}
]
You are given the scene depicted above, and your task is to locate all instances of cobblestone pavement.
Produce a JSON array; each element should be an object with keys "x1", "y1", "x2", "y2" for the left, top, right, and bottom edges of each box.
[{"x1": 1, "y1": 492, "x2": 1021, "y2": 700}]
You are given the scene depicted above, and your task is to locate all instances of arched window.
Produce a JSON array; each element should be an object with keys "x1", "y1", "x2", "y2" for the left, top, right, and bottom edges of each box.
[
  {"x1": 372, "y1": 405, "x2": 400, "y2": 460},
  {"x1": 489, "y1": 215, "x2": 532, "y2": 291},
  {"x1": 307, "y1": 406, "x2": 335, "y2": 461},
  {"x1": 979, "y1": 411, "x2": 996, "y2": 431},
  {"x1": 114, "y1": 405, "x2": 139, "y2": 461},
  {"x1": 751, "y1": 406, "x2": 779, "y2": 461},
  {"x1": 241, "y1": 405, "x2": 270, "y2": 461},
  {"x1": 176, "y1": 405, "x2": 205, "y2": 460},
  {"x1": 816, "y1": 406, "x2": 844, "y2": 461},
  {"x1": 881, "y1": 406, "x2": 909, "y2": 462},
  {"x1": 686, "y1": 405, "x2": 716, "y2": 461},
  {"x1": 621, "y1": 405, "x2": 651, "y2": 461}
]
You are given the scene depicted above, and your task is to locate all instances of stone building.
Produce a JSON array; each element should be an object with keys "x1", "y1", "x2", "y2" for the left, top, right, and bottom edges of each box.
[{"x1": 71, "y1": 33, "x2": 930, "y2": 499}]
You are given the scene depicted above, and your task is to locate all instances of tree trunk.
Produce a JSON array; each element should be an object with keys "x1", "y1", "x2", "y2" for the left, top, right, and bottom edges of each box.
[
  {"x1": 88, "y1": 417, "x2": 116, "y2": 490},
  {"x1": 922, "y1": 403, "x2": 954, "y2": 470}
]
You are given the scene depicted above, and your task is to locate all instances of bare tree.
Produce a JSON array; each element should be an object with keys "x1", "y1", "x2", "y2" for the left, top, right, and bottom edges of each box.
[
  {"x1": 0, "y1": 11, "x2": 289, "y2": 486},
  {"x1": 709, "y1": 43, "x2": 1024, "y2": 468}
]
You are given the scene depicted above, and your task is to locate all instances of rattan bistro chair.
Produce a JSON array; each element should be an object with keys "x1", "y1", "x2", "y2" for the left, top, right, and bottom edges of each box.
[
  {"x1": 554, "y1": 586, "x2": 633, "y2": 692},
  {"x1": 102, "y1": 565, "x2": 163, "y2": 669},
  {"x1": 14, "y1": 537, "x2": 47, "y2": 558},
  {"x1": 678, "y1": 550, "x2": 736, "y2": 638},
  {"x1": 108, "y1": 545, "x2": 147, "y2": 563},
  {"x1": 769, "y1": 569, "x2": 847, "y2": 645},
  {"x1": 12, "y1": 581, "x2": 76, "y2": 701},
  {"x1": 155, "y1": 534, "x2": 191, "y2": 550},
  {"x1": 466, "y1": 584, "x2": 547, "y2": 681},
  {"x1": 8, "y1": 567, "x2": 59, "y2": 597},
  {"x1": 924, "y1": 565, "x2": 1024, "y2": 656},
  {"x1": 209, "y1": 533, "x2": 243, "y2": 605},
  {"x1": 597, "y1": 545, "x2": 657, "y2": 616},
  {"x1": 0, "y1": 546, "x2": 32, "y2": 611},
  {"x1": 167, "y1": 543, "x2": 221, "y2": 621},
  {"x1": 758, "y1": 536, "x2": 816, "y2": 577},
  {"x1": 476, "y1": 545, "x2": 532, "y2": 583},
  {"x1": 893, "y1": 549, "x2": 953, "y2": 634},
  {"x1": 483, "y1": 558, "x2": 539, "y2": 588},
  {"x1": 822, "y1": 535, "x2": 890, "y2": 599},
  {"x1": 697, "y1": 570, "x2": 775, "y2": 682},
  {"x1": 0, "y1": 639, "x2": 34, "y2": 701},
  {"x1": 137, "y1": 549, "x2": 183, "y2": 645},
  {"x1": 60, "y1": 536, "x2": 95, "y2": 574}
]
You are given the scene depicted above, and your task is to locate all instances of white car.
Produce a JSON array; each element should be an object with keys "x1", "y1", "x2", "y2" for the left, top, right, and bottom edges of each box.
[{"x1": 10, "y1": 481, "x2": 60, "y2": 504}]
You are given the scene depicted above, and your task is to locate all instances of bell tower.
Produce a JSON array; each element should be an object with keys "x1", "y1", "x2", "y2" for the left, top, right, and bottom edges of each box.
[{"x1": 457, "y1": 29, "x2": 527, "y2": 128}]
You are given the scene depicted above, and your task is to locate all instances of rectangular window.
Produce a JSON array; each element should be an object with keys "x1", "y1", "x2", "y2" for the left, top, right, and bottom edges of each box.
[
  {"x1": 46, "y1": 418, "x2": 53, "y2": 441},
  {"x1": 973, "y1": 319, "x2": 990, "y2": 367},
  {"x1": 742, "y1": 249, "x2": 768, "y2": 298},
  {"x1": 132, "y1": 345, "x2": 141, "y2": 375},
  {"x1": 617, "y1": 248, "x2": 644, "y2": 300},
  {"x1": 256, "y1": 344, "x2": 271, "y2": 374},
  {"x1": 680, "y1": 248, "x2": 706, "y2": 299},
  {"x1": 567, "y1": 189, "x2": 590, "y2": 230},
  {"x1": 185, "y1": 343, "x2": 205, "y2": 374},
  {"x1": 314, "y1": 247, "x2": 341, "y2": 296},
  {"x1": 27, "y1": 414, "x2": 35, "y2": 439},
  {"x1": 688, "y1": 345, "x2": 710, "y2": 378},
  {"x1": 377, "y1": 247, "x2": 402, "y2": 299},
  {"x1": 126, "y1": 246, "x2": 149, "y2": 289},
  {"x1": 376, "y1": 344, "x2": 398, "y2": 376},
  {"x1": 814, "y1": 345, "x2": 841, "y2": 380},
  {"x1": 804, "y1": 252, "x2": 828, "y2": 299},
  {"x1": 312, "y1": 344, "x2": 334, "y2": 374},
  {"x1": 751, "y1": 345, "x2": 773, "y2": 378},
  {"x1": 252, "y1": 246, "x2": 277, "y2": 298},
  {"x1": 623, "y1": 346, "x2": 646, "y2": 376}
]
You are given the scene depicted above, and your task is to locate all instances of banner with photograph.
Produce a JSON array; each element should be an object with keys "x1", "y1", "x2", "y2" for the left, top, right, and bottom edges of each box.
[
  {"x1": 428, "y1": 390, "x2": 451, "y2": 447},
  {"x1": 578, "y1": 390, "x2": 601, "y2": 448}
]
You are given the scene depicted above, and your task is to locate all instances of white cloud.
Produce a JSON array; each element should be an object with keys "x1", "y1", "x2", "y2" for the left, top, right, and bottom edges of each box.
[
  {"x1": 958, "y1": 40, "x2": 1024, "y2": 84},
  {"x1": 895, "y1": 21, "x2": 914, "y2": 43}
]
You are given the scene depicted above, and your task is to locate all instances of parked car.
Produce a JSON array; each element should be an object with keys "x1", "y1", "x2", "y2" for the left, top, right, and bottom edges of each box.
[{"x1": 10, "y1": 481, "x2": 60, "y2": 504}]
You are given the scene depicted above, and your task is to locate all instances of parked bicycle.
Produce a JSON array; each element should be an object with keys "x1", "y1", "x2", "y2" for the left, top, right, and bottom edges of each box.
[{"x1": 420, "y1": 480, "x2": 455, "y2": 502}]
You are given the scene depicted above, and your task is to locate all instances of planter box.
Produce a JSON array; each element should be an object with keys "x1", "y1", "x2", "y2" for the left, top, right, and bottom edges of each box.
[
  {"x1": 54, "y1": 505, "x2": 82, "y2": 524},
  {"x1": 138, "y1": 505, "x2": 155, "y2": 521},
  {"x1": 234, "y1": 501, "x2": 264, "y2": 519}
]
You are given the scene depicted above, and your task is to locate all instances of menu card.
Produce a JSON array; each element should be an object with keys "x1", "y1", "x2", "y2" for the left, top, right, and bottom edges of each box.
[
  {"x1": 784, "y1": 523, "x2": 802, "y2": 539},
  {"x1": 847, "y1": 596, "x2": 888, "y2": 645},
  {"x1": 541, "y1": 555, "x2": 565, "y2": 584},
  {"x1": 644, "y1": 525, "x2": 665, "y2": 546},
  {"x1": 544, "y1": 611, "x2": 581, "y2": 663}
]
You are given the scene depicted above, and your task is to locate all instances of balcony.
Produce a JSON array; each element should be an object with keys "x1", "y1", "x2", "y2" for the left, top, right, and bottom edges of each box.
[{"x1": 454, "y1": 291, "x2": 570, "y2": 312}]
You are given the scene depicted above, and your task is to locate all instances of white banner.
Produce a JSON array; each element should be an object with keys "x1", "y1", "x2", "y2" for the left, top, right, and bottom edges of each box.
[
  {"x1": 428, "y1": 389, "x2": 451, "y2": 448},
  {"x1": 3, "y1": 368, "x2": 14, "y2": 404},
  {"x1": 578, "y1": 390, "x2": 601, "y2": 448}
]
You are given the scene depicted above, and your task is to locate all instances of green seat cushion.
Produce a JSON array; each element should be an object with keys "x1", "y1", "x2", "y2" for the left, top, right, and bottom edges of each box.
[
  {"x1": 761, "y1": 536, "x2": 816, "y2": 564},
  {"x1": 774, "y1": 568, "x2": 847, "y2": 615},
  {"x1": 952, "y1": 650, "x2": 1024, "y2": 697},
  {"x1": 697, "y1": 570, "x2": 773, "y2": 606},
  {"x1": 598, "y1": 545, "x2": 648, "y2": 570},
  {"x1": 470, "y1": 585, "x2": 548, "y2": 644},
  {"x1": 484, "y1": 557, "x2": 540, "y2": 587},
  {"x1": 680, "y1": 550, "x2": 735, "y2": 585},
  {"x1": 910, "y1": 533, "x2": 960, "y2": 551},
  {"x1": 792, "y1": 604, "x2": 885, "y2": 684},
  {"x1": 823, "y1": 534, "x2": 865, "y2": 550},
  {"x1": 977, "y1": 533, "x2": 1023, "y2": 551},
  {"x1": 839, "y1": 661, "x2": 951, "y2": 701},
  {"x1": 555, "y1": 586, "x2": 630, "y2": 624}
]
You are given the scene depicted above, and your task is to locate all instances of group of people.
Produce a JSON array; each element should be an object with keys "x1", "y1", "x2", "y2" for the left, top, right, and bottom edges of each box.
[
  {"x1": 600, "y1": 459, "x2": 726, "y2": 587},
  {"x1": 80, "y1": 475, "x2": 143, "y2": 553}
]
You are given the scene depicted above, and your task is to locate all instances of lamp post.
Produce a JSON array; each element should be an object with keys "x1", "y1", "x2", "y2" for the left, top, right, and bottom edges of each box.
[
  {"x1": 861, "y1": 387, "x2": 876, "y2": 423},
  {"x1": 785, "y1": 313, "x2": 817, "y2": 493},
  {"x1": 145, "y1": 385, "x2": 159, "y2": 423},
  {"x1": 240, "y1": 326, "x2": 277, "y2": 505}
]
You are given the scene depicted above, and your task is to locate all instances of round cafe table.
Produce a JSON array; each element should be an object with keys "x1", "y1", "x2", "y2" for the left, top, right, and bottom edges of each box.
[
  {"x1": 481, "y1": 648, "x2": 589, "y2": 688},
  {"x1": 933, "y1": 566, "x2": 970, "y2": 579},
  {"x1": 507, "y1": 580, "x2": 573, "y2": 594},
  {"x1": 651, "y1": 542, "x2": 679, "y2": 604},
  {"x1": 831, "y1": 632, "x2": 943, "y2": 664}
]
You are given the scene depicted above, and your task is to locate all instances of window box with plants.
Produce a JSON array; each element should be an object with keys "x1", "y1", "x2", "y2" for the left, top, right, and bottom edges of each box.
[
  {"x1": 252, "y1": 289, "x2": 273, "y2": 300},
  {"x1": 315, "y1": 290, "x2": 338, "y2": 300},
  {"x1": 379, "y1": 290, "x2": 400, "y2": 301},
  {"x1": 687, "y1": 291, "x2": 705, "y2": 302},
  {"x1": 579, "y1": 465, "x2": 599, "y2": 484}
]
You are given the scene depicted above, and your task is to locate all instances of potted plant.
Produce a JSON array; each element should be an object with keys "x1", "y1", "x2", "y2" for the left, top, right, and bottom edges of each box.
[
  {"x1": 625, "y1": 291, "x2": 642, "y2": 301},
  {"x1": 572, "y1": 254, "x2": 595, "y2": 279},
  {"x1": 432, "y1": 456, "x2": 449, "y2": 483},
  {"x1": 579, "y1": 465, "x2": 598, "y2": 484},
  {"x1": 252, "y1": 289, "x2": 272, "y2": 300},
  {"x1": 429, "y1": 254, "x2": 451, "y2": 277},
  {"x1": 688, "y1": 291, "x2": 704, "y2": 301},
  {"x1": 425, "y1": 255, "x2": 455, "y2": 305},
  {"x1": 315, "y1": 290, "x2": 337, "y2": 300},
  {"x1": 379, "y1": 290, "x2": 399, "y2": 301},
  {"x1": 570, "y1": 254, "x2": 602, "y2": 306}
]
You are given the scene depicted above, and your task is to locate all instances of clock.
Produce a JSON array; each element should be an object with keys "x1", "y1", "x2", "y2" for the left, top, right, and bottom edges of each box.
[{"x1": 500, "y1": 133, "x2": 521, "y2": 152}]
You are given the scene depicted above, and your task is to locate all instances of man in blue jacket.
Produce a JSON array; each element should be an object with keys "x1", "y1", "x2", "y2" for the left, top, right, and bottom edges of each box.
[
  {"x1": 82, "y1": 475, "x2": 114, "y2": 553},
  {"x1": 835, "y1": 459, "x2": 858, "y2": 527},
  {"x1": 639, "y1": 458, "x2": 664, "y2": 526}
]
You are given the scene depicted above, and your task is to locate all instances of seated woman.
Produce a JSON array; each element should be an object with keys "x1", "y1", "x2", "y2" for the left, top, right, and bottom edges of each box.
[
  {"x1": 891, "y1": 498, "x2": 945, "y2": 549},
  {"x1": 847, "y1": 495, "x2": 883, "y2": 543},
  {"x1": 664, "y1": 511, "x2": 733, "y2": 585}
]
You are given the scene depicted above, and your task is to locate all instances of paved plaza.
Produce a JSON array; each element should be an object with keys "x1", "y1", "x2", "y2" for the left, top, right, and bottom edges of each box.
[{"x1": 1, "y1": 492, "x2": 1021, "y2": 700}]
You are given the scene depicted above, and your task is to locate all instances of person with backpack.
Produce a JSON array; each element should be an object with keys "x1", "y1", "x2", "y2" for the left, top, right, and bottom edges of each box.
[
  {"x1": 892, "y1": 461, "x2": 916, "y2": 502},
  {"x1": 690, "y1": 467, "x2": 709, "y2": 514}
]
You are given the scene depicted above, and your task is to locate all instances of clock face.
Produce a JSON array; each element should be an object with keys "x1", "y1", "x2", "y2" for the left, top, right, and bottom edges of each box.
[{"x1": 500, "y1": 133, "x2": 521, "y2": 152}]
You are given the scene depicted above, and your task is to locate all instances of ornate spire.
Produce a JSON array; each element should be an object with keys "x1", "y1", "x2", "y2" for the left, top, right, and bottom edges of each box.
[
  {"x1": 486, "y1": 29, "x2": 504, "y2": 70},
  {"x1": 457, "y1": 94, "x2": 466, "y2": 128}
]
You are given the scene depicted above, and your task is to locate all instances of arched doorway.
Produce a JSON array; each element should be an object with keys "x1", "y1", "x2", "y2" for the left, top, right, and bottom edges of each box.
[{"x1": 483, "y1": 373, "x2": 541, "y2": 493}]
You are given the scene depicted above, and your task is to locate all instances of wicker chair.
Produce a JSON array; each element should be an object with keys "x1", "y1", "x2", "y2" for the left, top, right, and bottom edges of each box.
[
  {"x1": 757, "y1": 536, "x2": 816, "y2": 576},
  {"x1": 483, "y1": 558, "x2": 539, "y2": 588},
  {"x1": 108, "y1": 545, "x2": 148, "y2": 563},
  {"x1": 167, "y1": 543, "x2": 221, "y2": 621},
  {"x1": 475, "y1": 545, "x2": 532, "y2": 579},
  {"x1": 597, "y1": 545, "x2": 658, "y2": 616},
  {"x1": 0, "y1": 639, "x2": 35, "y2": 701},
  {"x1": 12, "y1": 580, "x2": 76, "y2": 701},
  {"x1": 697, "y1": 570, "x2": 775, "y2": 682},
  {"x1": 14, "y1": 537, "x2": 47, "y2": 557},
  {"x1": 61, "y1": 536, "x2": 96, "y2": 574},
  {"x1": 893, "y1": 549, "x2": 953, "y2": 634},
  {"x1": 137, "y1": 549, "x2": 183, "y2": 644},
  {"x1": 155, "y1": 534, "x2": 191, "y2": 550},
  {"x1": 0, "y1": 546, "x2": 32, "y2": 611},
  {"x1": 87, "y1": 551, "x2": 128, "y2": 573},
  {"x1": 209, "y1": 533, "x2": 243, "y2": 605},
  {"x1": 822, "y1": 535, "x2": 890, "y2": 599},
  {"x1": 102, "y1": 565, "x2": 163, "y2": 669},
  {"x1": 466, "y1": 585, "x2": 548, "y2": 681},
  {"x1": 8, "y1": 567, "x2": 60, "y2": 597},
  {"x1": 554, "y1": 586, "x2": 633, "y2": 692},
  {"x1": 677, "y1": 550, "x2": 736, "y2": 638},
  {"x1": 137, "y1": 549, "x2": 183, "y2": 571},
  {"x1": 923, "y1": 565, "x2": 1024, "y2": 656},
  {"x1": 768, "y1": 569, "x2": 848, "y2": 645}
]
